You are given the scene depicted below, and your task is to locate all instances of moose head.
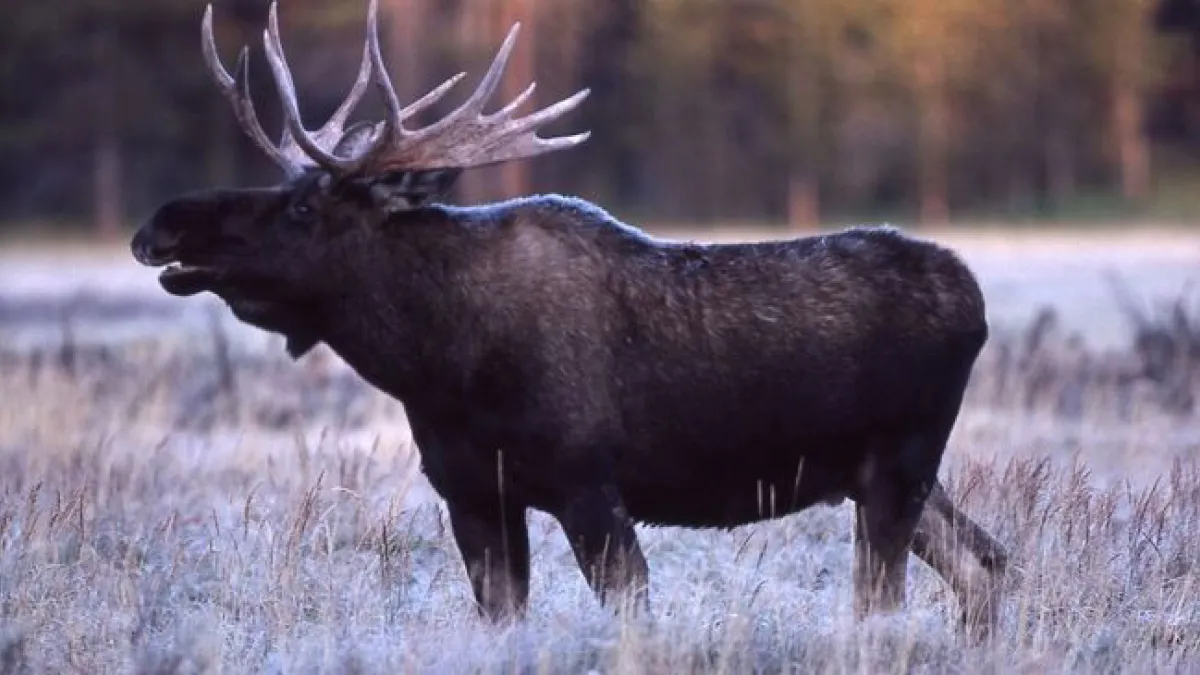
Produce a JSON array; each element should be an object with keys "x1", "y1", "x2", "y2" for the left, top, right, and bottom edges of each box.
[{"x1": 131, "y1": 0, "x2": 589, "y2": 356}]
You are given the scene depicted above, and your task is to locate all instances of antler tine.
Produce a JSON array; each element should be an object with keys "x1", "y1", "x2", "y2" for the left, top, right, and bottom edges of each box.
[
  {"x1": 488, "y1": 81, "x2": 537, "y2": 121},
  {"x1": 400, "y1": 74, "x2": 469, "y2": 125},
  {"x1": 261, "y1": 2, "x2": 354, "y2": 173},
  {"x1": 314, "y1": 39, "x2": 374, "y2": 149},
  {"x1": 410, "y1": 22, "x2": 523, "y2": 140},
  {"x1": 505, "y1": 88, "x2": 591, "y2": 136},
  {"x1": 353, "y1": 0, "x2": 466, "y2": 168},
  {"x1": 444, "y1": 86, "x2": 592, "y2": 166},
  {"x1": 457, "y1": 22, "x2": 523, "y2": 117},
  {"x1": 352, "y1": 21, "x2": 592, "y2": 173},
  {"x1": 264, "y1": 5, "x2": 374, "y2": 161},
  {"x1": 201, "y1": 5, "x2": 304, "y2": 176},
  {"x1": 363, "y1": 0, "x2": 403, "y2": 135}
]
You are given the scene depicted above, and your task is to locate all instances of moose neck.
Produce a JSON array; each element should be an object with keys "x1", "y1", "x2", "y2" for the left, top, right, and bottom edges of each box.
[{"x1": 316, "y1": 211, "x2": 473, "y2": 407}]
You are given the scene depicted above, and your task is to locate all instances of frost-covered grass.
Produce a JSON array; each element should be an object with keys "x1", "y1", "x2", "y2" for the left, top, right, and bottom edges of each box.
[
  {"x1": 3, "y1": 376, "x2": 1200, "y2": 673},
  {"x1": 1, "y1": 227, "x2": 1199, "y2": 673}
]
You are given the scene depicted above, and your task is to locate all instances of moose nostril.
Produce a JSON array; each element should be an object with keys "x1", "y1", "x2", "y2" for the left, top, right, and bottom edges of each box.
[{"x1": 131, "y1": 227, "x2": 183, "y2": 266}]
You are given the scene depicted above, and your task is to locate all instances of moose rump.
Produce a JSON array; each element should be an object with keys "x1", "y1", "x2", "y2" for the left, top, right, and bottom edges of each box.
[{"x1": 600, "y1": 229, "x2": 991, "y2": 532}]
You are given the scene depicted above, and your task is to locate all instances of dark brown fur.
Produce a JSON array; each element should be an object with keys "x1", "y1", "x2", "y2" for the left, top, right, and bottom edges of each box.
[{"x1": 132, "y1": 170, "x2": 1009, "y2": 637}]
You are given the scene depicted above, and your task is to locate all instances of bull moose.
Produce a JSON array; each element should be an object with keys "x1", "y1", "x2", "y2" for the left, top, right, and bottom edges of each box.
[{"x1": 131, "y1": 0, "x2": 1009, "y2": 638}]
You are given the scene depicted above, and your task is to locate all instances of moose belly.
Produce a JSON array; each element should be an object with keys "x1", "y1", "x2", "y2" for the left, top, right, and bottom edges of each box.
[
  {"x1": 609, "y1": 364, "x2": 877, "y2": 527},
  {"x1": 614, "y1": 426, "x2": 868, "y2": 528}
]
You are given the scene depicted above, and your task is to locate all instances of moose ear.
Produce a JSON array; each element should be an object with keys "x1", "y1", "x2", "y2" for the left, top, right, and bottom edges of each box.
[{"x1": 368, "y1": 169, "x2": 463, "y2": 212}]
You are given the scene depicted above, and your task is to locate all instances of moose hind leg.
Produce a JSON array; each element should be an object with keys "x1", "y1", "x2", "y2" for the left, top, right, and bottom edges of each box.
[
  {"x1": 556, "y1": 483, "x2": 650, "y2": 613},
  {"x1": 910, "y1": 480, "x2": 1008, "y2": 640},
  {"x1": 853, "y1": 434, "x2": 940, "y2": 619},
  {"x1": 446, "y1": 498, "x2": 531, "y2": 622}
]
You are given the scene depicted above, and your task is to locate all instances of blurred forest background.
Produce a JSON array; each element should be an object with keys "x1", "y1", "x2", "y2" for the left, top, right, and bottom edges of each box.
[{"x1": 4, "y1": 0, "x2": 1200, "y2": 239}]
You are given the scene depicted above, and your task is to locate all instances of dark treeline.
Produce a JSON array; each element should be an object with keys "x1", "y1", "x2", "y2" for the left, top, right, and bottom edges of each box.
[{"x1": 4, "y1": 0, "x2": 1200, "y2": 234}]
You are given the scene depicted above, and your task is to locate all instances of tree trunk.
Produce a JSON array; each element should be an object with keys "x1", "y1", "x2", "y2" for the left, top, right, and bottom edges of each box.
[
  {"x1": 206, "y1": 100, "x2": 235, "y2": 187},
  {"x1": 786, "y1": 170, "x2": 819, "y2": 230},
  {"x1": 91, "y1": 27, "x2": 122, "y2": 240},
  {"x1": 1113, "y1": 84, "x2": 1150, "y2": 201},
  {"x1": 93, "y1": 127, "x2": 122, "y2": 241},
  {"x1": 497, "y1": 0, "x2": 533, "y2": 199},
  {"x1": 455, "y1": 0, "x2": 493, "y2": 204},
  {"x1": 1045, "y1": 129, "x2": 1076, "y2": 209},
  {"x1": 917, "y1": 93, "x2": 950, "y2": 225},
  {"x1": 1109, "y1": 1, "x2": 1152, "y2": 203},
  {"x1": 387, "y1": 0, "x2": 427, "y2": 108},
  {"x1": 783, "y1": 9, "x2": 822, "y2": 231},
  {"x1": 915, "y1": 58, "x2": 951, "y2": 226},
  {"x1": 1005, "y1": 162, "x2": 1036, "y2": 214}
]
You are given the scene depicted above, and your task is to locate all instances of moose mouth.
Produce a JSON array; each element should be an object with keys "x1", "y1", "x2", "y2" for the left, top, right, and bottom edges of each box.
[{"x1": 159, "y1": 263, "x2": 222, "y2": 297}]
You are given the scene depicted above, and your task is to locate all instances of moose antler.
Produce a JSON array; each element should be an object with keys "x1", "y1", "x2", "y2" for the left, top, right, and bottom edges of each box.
[
  {"x1": 201, "y1": 5, "x2": 374, "y2": 177},
  {"x1": 204, "y1": 0, "x2": 590, "y2": 180},
  {"x1": 264, "y1": 0, "x2": 590, "y2": 176}
]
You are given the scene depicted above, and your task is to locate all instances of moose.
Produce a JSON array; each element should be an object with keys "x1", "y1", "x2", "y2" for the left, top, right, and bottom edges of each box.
[{"x1": 131, "y1": 0, "x2": 1009, "y2": 638}]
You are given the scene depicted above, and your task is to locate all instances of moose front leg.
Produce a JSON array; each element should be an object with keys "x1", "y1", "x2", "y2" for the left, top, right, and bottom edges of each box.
[
  {"x1": 556, "y1": 484, "x2": 650, "y2": 613},
  {"x1": 446, "y1": 498, "x2": 531, "y2": 622}
]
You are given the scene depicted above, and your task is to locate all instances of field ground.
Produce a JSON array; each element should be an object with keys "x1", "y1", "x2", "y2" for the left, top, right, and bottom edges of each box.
[{"x1": 1, "y1": 225, "x2": 1200, "y2": 673}]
